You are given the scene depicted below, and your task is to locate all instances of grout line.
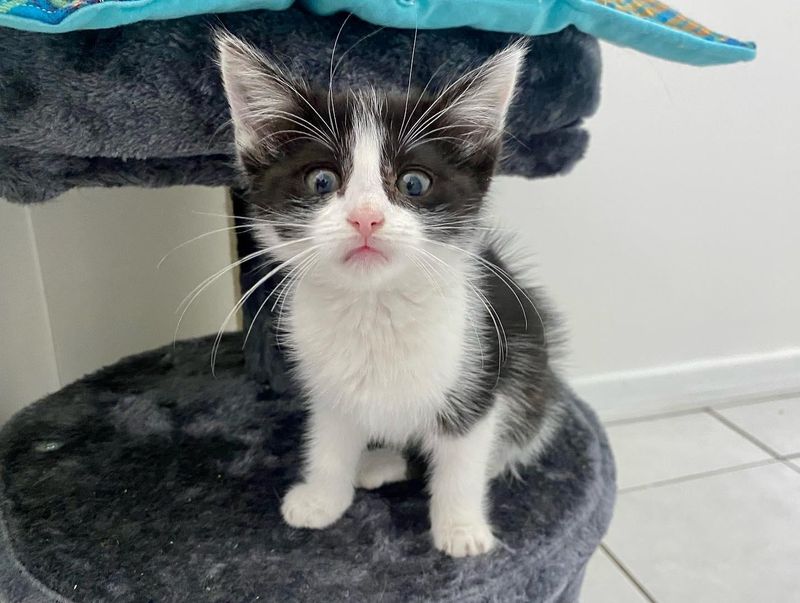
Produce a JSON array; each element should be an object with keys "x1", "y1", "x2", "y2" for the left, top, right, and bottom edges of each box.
[
  {"x1": 782, "y1": 459, "x2": 800, "y2": 476},
  {"x1": 709, "y1": 390, "x2": 800, "y2": 411},
  {"x1": 707, "y1": 410, "x2": 800, "y2": 478},
  {"x1": 600, "y1": 544, "x2": 658, "y2": 602},
  {"x1": 602, "y1": 390, "x2": 800, "y2": 427},
  {"x1": 785, "y1": 453, "x2": 800, "y2": 460},
  {"x1": 602, "y1": 406, "x2": 706, "y2": 427},
  {"x1": 618, "y1": 459, "x2": 779, "y2": 494},
  {"x1": 706, "y1": 408, "x2": 784, "y2": 459}
]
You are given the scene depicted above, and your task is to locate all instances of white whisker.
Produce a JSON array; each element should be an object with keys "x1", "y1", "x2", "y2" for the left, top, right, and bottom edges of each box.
[
  {"x1": 191, "y1": 210, "x2": 300, "y2": 225},
  {"x1": 410, "y1": 249, "x2": 485, "y2": 370},
  {"x1": 400, "y1": 61, "x2": 486, "y2": 148},
  {"x1": 397, "y1": 62, "x2": 448, "y2": 146},
  {"x1": 399, "y1": 22, "x2": 419, "y2": 139},
  {"x1": 328, "y1": 13, "x2": 353, "y2": 139},
  {"x1": 211, "y1": 245, "x2": 320, "y2": 374},
  {"x1": 275, "y1": 254, "x2": 320, "y2": 335},
  {"x1": 244, "y1": 107, "x2": 336, "y2": 149},
  {"x1": 243, "y1": 252, "x2": 319, "y2": 347},
  {"x1": 333, "y1": 26, "x2": 386, "y2": 76},
  {"x1": 424, "y1": 237, "x2": 547, "y2": 340},
  {"x1": 158, "y1": 224, "x2": 255, "y2": 269},
  {"x1": 412, "y1": 246, "x2": 504, "y2": 371},
  {"x1": 174, "y1": 237, "x2": 313, "y2": 346}
]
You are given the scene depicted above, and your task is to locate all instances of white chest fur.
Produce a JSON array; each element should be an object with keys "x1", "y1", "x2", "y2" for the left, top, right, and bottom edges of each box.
[{"x1": 287, "y1": 274, "x2": 471, "y2": 442}]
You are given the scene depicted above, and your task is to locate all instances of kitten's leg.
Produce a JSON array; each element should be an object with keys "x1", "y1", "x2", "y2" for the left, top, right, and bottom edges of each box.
[
  {"x1": 428, "y1": 410, "x2": 497, "y2": 557},
  {"x1": 281, "y1": 405, "x2": 367, "y2": 529},
  {"x1": 355, "y1": 448, "x2": 408, "y2": 490}
]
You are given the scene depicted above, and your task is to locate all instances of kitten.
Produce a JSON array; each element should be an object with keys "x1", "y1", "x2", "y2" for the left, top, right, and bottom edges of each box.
[{"x1": 217, "y1": 33, "x2": 566, "y2": 558}]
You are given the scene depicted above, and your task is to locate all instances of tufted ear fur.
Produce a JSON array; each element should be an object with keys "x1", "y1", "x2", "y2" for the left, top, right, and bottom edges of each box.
[
  {"x1": 442, "y1": 39, "x2": 527, "y2": 148},
  {"x1": 216, "y1": 31, "x2": 305, "y2": 160}
]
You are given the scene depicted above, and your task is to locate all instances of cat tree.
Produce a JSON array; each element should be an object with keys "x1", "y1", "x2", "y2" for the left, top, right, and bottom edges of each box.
[{"x1": 0, "y1": 3, "x2": 753, "y2": 601}]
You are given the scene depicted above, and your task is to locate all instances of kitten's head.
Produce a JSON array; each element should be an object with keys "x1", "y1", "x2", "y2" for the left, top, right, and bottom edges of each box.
[{"x1": 217, "y1": 33, "x2": 525, "y2": 288}]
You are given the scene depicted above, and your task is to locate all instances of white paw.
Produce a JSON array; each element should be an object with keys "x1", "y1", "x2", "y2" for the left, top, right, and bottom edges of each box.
[
  {"x1": 432, "y1": 520, "x2": 496, "y2": 557},
  {"x1": 355, "y1": 448, "x2": 408, "y2": 490},
  {"x1": 280, "y1": 482, "x2": 353, "y2": 529}
]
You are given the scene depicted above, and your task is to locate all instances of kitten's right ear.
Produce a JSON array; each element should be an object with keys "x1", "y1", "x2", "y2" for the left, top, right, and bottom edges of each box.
[{"x1": 216, "y1": 31, "x2": 299, "y2": 159}]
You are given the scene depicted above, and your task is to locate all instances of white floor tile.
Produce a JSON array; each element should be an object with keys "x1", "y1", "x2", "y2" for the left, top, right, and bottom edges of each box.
[
  {"x1": 605, "y1": 463, "x2": 800, "y2": 603},
  {"x1": 716, "y1": 397, "x2": 800, "y2": 456},
  {"x1": 581, "y1": 548, "x2": 649, "y2": 603},
  {"x1": 607, "y1": 413, "x2": 770, "y2": 490}
]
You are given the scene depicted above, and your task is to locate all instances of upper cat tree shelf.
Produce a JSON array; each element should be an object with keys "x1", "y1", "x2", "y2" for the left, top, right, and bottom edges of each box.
[{"x1": 0, "y1": 0, "x2": 755, "y2": 66}]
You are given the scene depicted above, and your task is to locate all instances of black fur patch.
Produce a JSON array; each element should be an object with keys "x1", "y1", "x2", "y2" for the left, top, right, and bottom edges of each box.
[
  {"x1": 240, "y1": 87, "x2": 496, "y2": 236},
  {"x1": 435, "y1": 247, "x2": 559, "y2": 438}
]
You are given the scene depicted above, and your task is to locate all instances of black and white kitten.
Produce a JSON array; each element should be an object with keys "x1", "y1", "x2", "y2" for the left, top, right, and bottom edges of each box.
[{"x1": 217, "y1": 33, "x2": 566, "y2": 557}]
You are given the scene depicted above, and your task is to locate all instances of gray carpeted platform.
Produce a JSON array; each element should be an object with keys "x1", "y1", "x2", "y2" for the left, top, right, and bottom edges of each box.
[
  {"x1": 0, "y1": 335, "x2": 615, "y2": 602},
  {"x1": 0, "y1": 9, "x2": 600, "y2": 204}
]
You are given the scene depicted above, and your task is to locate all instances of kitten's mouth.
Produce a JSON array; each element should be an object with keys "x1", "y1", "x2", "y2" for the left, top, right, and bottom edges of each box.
[{"x1": 344, "y1": 245, "x2": 387, "y2": 264}]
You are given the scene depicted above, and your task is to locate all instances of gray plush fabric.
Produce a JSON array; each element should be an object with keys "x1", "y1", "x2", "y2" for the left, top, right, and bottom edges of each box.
[
  {"x1": 0, "y1": 8, "x2": 600, "y2": 203},
  {"x1": 0, "y1": 335, "x2": 615, "y2": 602}
]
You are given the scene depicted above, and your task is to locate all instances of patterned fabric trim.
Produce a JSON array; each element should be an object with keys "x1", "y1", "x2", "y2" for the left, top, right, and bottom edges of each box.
[{"x1": 595, "y1": 0, "x2": 755, "y2": 49}]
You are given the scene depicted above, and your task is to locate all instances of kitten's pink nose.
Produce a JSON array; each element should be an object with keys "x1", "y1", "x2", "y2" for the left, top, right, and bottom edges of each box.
[{"x1": 347, "y1": 207, "x2": 384, "y2": 239}]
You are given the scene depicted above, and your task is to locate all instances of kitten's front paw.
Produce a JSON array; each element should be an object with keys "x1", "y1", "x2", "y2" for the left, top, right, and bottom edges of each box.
[
  {"x1": 281, "y1": 482, "x2": 353, "y2": 529},
  {"x1": 432, "y1": 520, "x2": 496, "y2": 557},
  {"x1": 356, "y1": 448, "x2": 408, "y2": 490}
]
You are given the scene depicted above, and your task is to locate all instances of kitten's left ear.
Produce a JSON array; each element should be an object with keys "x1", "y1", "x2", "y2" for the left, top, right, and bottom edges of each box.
[{"x1": 446, "y1": 39, "x2": 527, "y2": 144}]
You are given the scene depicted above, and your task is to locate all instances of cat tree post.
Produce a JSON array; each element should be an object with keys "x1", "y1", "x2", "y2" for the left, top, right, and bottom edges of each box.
[{"x1": 0, "y1": 10, "x2": 616, "y2": 602}]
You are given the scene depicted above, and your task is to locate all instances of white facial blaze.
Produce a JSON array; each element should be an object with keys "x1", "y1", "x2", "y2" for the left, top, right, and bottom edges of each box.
[
  {"x1": 297, "y1": 95, "x2": 430, "y2": 289},
  {"x1": 344, "y1": 106, "x2": 388, "y2": 214}
]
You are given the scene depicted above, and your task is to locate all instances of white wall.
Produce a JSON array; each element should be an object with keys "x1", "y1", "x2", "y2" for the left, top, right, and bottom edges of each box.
[
  {"x1": 491, "y1": 0, "x2": 800, "y2": 418},
  {"x1": 0, "y1": 187, "x2": 237, "y2": 424},
  {"x1": 0, "y1": 201, "x2": 60, "y2": 423},
  {"x1": 1, "y1": 0, "x2": 798, "y2": 423}
]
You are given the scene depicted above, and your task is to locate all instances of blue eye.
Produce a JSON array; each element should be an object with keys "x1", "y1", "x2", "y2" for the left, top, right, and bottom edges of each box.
[
  {"x1": 305, "y1": 168, "x2": 341, "y2": 195},
  {"x1": 397, "y1": 170, "x2": 432, "y2": 197}
]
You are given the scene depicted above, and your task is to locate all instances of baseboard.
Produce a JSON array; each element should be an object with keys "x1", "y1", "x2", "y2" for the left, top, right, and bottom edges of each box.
[{"x1": 570, "y1": 349, "x2": 800, "y2": 422}]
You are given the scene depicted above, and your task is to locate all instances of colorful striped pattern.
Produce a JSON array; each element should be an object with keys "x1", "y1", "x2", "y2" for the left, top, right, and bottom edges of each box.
[
  {"x1": 596, "y1": 0, "x2": 755, "y2": 48},
  {"x1": 0, "y1": 0, "x2": 101, "y2": 20}
]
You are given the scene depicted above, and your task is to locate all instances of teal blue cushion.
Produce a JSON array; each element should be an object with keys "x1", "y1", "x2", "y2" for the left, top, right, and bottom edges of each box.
[
  {"x1": 0, "y1": 0, "x2": 755, "y2": 66},
  {"x1": 0, "y1": 1, "x2": 293, "y2": 30}
]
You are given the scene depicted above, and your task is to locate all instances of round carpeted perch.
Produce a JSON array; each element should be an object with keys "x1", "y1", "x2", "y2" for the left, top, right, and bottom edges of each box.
[{"x1": 0, "y1": 336, "x2": 614, "y2": 602}]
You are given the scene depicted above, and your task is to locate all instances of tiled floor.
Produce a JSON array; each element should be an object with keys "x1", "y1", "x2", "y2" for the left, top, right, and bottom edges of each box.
[{"x1": 582, "y1": 395, "x2": 800, "y2": 603}]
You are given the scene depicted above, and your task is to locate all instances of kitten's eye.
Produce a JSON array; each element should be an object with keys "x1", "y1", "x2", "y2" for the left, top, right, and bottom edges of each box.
[
  {"x1": 397, "y1": 170, "x2": 432, "y2": 197},
  {"x1": 305, "y1": 168, "x2": 341, "y2": 195}
]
